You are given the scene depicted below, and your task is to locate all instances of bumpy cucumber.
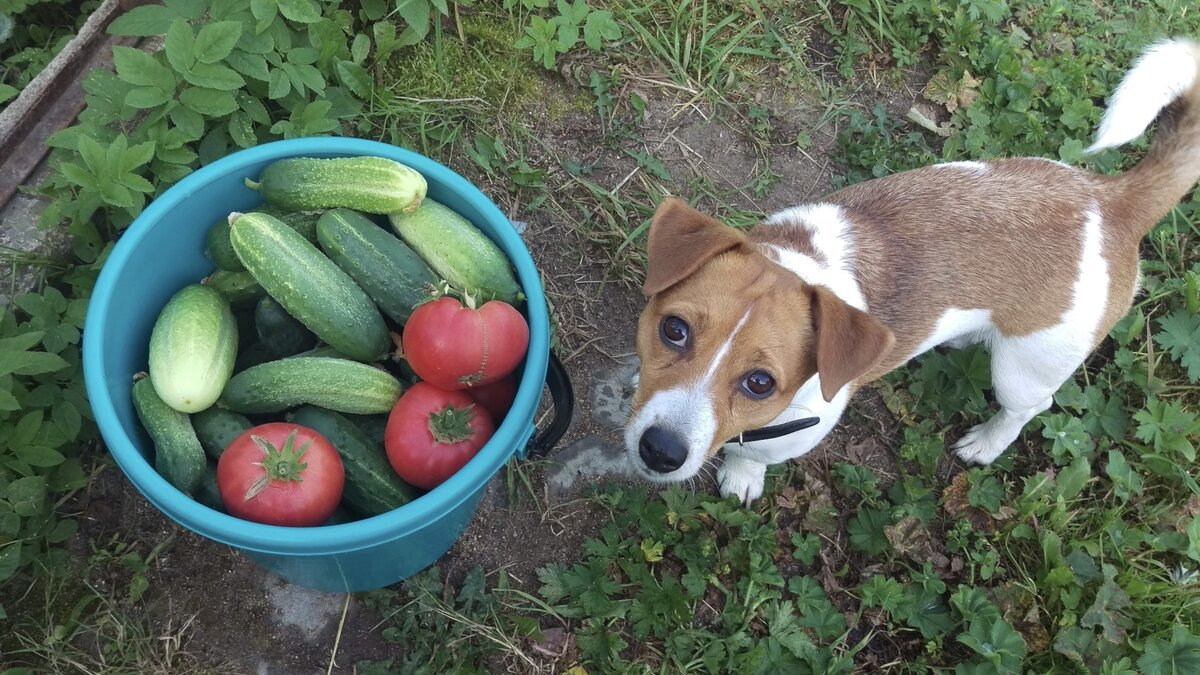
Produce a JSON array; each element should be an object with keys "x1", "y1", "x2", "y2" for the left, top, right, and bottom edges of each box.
[
  {"x1": 288, "y1": 406, "x2": 419, "y2": 516},
  {"x1": 255, "y1": 296, "x2": 316, "y2": 358},
  {"x1": 343, "y1": 412, "x2": 389, "y2": 448},
  {"x1": 148, "y1": 284, "x2": 237, "y2": 413},
  {"x1": 205, "y1": 207, "x2": 322, "y2": 272},
  {"x1": 219, "y1": 356, "x2": 404, "y2": 414},
  {"x1": 191, "y1": 407, "x2": 253, "y2": 460},
  {"x1": 245, "y1": 156, "x2": 427, "y2": 215},
  {"x1": 205, "y1": 216, "x2": 242, "y2": 272},
  {"x1": 132, "y1": 377, "x2": 205, "y2": 496},
  {"x1": 195, "y1": 461, "x2": 225, "y2": 512},
  {"x1": 203, "y1": 269, "x2": 265, "y2": 308},
  {"x1": 229, "y1": 211, "x2": 389, "y2": 362},
  {"x1": 316, "y1": 208, "x2": 439, "y2": 324},
  {"x1": 388, "y1": 199, "x2": 523, "y2": 304}
]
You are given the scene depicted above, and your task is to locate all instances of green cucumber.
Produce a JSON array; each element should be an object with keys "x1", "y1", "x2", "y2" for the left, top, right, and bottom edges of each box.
[
  {"x1": 148, "y1": 284, "x2": 237, "y2": 414},
  {"x1": 245, "y1": 156, "x2": 427, "y2": 215},
  {"x1": 205, "y1": 217, "x2": 242, "y2": 272},
  {"x1": 195, "y1": 461, "x2": 225, "y2": 512},
  {"x1": 191, "y1": 407, "x2": 253, "y2": 460},
  {"x1": 255, "y1": 296, "x2": 317, "y2": 358},
  {"x1": 316, "y1": 208, "x2": 439, "y2": 324},
  {"x1": 230, "y1": 211, "x2": 389, "y2": 362},
  {"x1": 132, "y1": 377, "x2": 206, "y2": 496},
  {"x1": 286, "y1": 345, "x2": 347, "y2": 359},
  {"x1": 219, "y1": 356, "x2": 404, "y2": 414},
  {"x1": 205, "y1": 207, "x2": 322, "y2": 272},
  {"x1": 388, "y1": 199, "x2": 523, "y2": 304},
  {"x1": 204, "y1": 269, "x2": 265, "y2": 308},
  {"x1": 235, "y1": 341, "x2": 275, "y2": 372},
  {"x1": 288, "y1": 406, "x2": 419, "y2": 516},
  {"x1": 343, "y1": 413, "x2": 389, "y2": 448}
]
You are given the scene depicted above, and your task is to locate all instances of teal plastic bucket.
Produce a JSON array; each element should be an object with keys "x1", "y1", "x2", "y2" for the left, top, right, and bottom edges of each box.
[{"x1": 83, "y1": 138, "x2": 572, "y2": 592}]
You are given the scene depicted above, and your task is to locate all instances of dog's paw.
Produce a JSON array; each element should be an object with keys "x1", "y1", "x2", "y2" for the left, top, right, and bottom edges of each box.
[
  {"x1": 718, "y1": 455, "x2": 767, "y2": 505},
  {"x1": 953, "y1": 423, "x2": 1009, "y2": 465}
]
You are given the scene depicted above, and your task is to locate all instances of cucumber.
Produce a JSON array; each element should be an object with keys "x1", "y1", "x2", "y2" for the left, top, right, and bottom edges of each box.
[
  {"x1": 206, "y1": 207, "x2": 323, "y2": 272},
  {"x1": 316, "y1": 208, "x2": 439, "y2": 324},
  {"x1": 229, "y1": 211, "x2": 389, "y2": 362},
  {"x1": 148, "y1": 284, "x2": 238, "y2": 413},
  {"x1": 288, "y1": 406, "x2": 419, "y2": 516},
  {"x1": 234, "y1": 308, "x2": 258, "y2": 352},
  {"x1": 235, "y1": 341, "x2": 275, "y2": 372},
  {"x1": 195, "y1": 461, "x2": 225, "y2": 512},
  {"x1": 191, "y1": 407, "x2": 253, "y2": 460},
  {"x1": 132, "y1": 377, "x2": 206, "y2": 496},
  {"x1": 245, "y1": 156, "x2": 427, "y2": 215},
  {"x1": 204, "y1": 269, "x2": 265, "y2": 308},
  {"x1": 388, "y1": 199, "x2": 523, "y2": 304},
  {"x1": 286, "y1": 345, "x2": 347, "y2": 359},
  {"x1": 343, "y1": 412, "x2": 389, "y2": 448},
  {"x1": 205, "y1": 217, "x2": 242, "y2": 272},
  {"x1": 255, "y1": 296, "x2": 317, "y2": 358},
  {"x1": 219, "y1": 356, "x2": 404, "y2": 414}
]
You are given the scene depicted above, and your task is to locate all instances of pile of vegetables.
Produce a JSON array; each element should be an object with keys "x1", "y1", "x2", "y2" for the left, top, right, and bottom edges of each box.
[{"x1": 131, "y1": 155, "x2": 530, "y2": 528}]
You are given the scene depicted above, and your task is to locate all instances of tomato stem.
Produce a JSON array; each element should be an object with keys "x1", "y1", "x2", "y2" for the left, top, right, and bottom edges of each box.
[
  {"x1": 244, "y1": 430, "x2": 311, "y2": 501},
  {"x1": 428, "y1": 404, "x2": 477, "y2": 445}
]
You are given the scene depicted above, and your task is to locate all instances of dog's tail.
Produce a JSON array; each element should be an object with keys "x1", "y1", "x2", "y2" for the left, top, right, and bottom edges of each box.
[{"x1": 1089, "y1": 37, "x2": 1200, "y2": 237}]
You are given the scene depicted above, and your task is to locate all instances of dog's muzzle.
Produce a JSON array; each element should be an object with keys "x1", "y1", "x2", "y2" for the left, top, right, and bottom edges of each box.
[
  {"x1": 638, "y1": 426, "x2": 688, "y2": 473},
  {"x1": 634, "y1": 415, "x2": 822, "y2": 475}
]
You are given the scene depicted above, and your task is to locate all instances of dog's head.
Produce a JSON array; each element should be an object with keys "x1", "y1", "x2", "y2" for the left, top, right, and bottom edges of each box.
[{"x1": 625, "y1": 198, "x2": 894, "y2": 481}]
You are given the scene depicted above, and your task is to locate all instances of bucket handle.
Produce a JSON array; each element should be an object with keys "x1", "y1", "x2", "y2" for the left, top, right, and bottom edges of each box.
[{"x1": 524, "y1": 350, "x2": 574, "y2": 458}]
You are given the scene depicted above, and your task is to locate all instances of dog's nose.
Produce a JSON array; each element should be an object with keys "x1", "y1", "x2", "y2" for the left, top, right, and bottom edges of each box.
[{"x1": 638, "y1": 426, "x2": 688, "y2": 473}]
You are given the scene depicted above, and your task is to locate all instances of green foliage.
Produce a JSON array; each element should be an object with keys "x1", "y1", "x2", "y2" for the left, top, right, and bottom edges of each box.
[
  {"x1": 0, "y1": 270, "x2": 95, "y2": 617},
  {"x1": 513, "y1": 0, "x2": 621, "y2": 69}
]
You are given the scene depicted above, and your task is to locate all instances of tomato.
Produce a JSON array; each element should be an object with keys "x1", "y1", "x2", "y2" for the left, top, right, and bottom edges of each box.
[
  {"x1": 468, "y1": 375, "x2": 517, "y2": 422},
  {"x1": 385, "y1": 382, "x2": 495, "y2": 490},
  {"x1": 216, "y1": 423, "x2": 344, "y2": 527},
  {"x1": 401, "y1": 297, "x2": 529, "y2": 390}
]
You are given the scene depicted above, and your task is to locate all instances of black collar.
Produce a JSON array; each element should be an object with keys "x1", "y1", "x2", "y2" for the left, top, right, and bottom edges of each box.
[{"x1": 728, "y1": 416, "x2": 820, "y2": 444}]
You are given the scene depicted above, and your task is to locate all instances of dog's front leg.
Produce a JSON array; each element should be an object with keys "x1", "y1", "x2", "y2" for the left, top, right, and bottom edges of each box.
[{"x1": 718, "y1": 453, "x2": 768, "y2": 504}]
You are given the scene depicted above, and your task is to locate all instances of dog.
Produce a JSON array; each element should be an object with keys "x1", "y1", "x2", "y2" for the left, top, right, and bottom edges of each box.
[{"x1": 623, "y1": 38, "x2": 1200, "y2": 504}]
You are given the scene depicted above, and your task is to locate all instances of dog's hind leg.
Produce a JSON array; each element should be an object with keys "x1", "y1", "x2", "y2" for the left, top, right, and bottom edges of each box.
[{"x1": 953, "y1": 333, "x2": 1088, "y2": 465}]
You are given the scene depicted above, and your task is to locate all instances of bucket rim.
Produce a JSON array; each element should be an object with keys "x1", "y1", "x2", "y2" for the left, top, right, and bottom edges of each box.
[{"x1": 82, "y1": 137, "x2": 551, "y2": 556}]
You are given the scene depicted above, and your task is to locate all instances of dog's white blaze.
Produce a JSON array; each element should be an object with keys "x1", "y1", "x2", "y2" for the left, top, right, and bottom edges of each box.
[
  {"x1": 1087, "y1": 38, "x2": 1199, "y2": 153},
  {"x1": 625, "y1": 308, "x2": 754, "y2": 481},
  {"x1": 764, "y1": 204, "x2": 868, "y2": 311},
  {"x1": 931, "y1": 161, "x2": 989, "y2": 174},
  {"x1": 702, "y1": 308, "x2": 753, "y2": 385}
]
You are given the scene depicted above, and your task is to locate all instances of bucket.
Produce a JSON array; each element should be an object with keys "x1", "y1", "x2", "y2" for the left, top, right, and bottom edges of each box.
[{"x1": 82, "y1": 138, "x2": 573, "y2": 592}]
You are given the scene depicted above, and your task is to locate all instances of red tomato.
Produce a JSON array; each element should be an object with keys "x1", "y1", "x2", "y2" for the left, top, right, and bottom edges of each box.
[
  {"x1": 216, "y1": 423, "x2": 344, "y2": 527},
  {"x1": 401, "y1": 297, "x2": 529, "y2": 390},
  {"x1": 386, "y1": 382, "x2": 495, "y2": 490},
  {"x1": 468, "y1": 375, "x2": 517, "y2": 422}
]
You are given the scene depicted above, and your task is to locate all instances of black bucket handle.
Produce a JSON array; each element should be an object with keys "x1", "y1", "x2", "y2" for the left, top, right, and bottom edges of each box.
[{"x1": 524, "y1": 350, "x2": 574, "y2": 458}]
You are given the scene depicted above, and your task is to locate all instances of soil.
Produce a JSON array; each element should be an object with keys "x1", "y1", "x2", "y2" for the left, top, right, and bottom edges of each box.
[{"x1": 4, "y1": 33, "x2": 940, "y2": 675}]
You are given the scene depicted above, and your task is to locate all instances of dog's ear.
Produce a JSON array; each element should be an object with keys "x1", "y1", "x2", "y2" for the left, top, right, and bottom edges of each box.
[
  {"x1": 643, "y1": 197, "x2": 748, "y2": 296},
  {"x1": 811, "y1": 286, "x2": 894, "y2": 402}
]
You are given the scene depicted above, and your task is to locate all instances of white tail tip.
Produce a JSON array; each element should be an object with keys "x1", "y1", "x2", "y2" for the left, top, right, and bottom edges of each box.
[{"x1": 1085, "y1": 38, "x2": 1200, "y2": 155}]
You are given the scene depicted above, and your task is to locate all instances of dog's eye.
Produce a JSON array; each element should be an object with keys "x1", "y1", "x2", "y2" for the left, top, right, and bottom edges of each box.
[
  {"x1": 742, "y1": 371, "x2": 775, "y2": 398},
  {"x1": 660, "y1": 315, "x2": 690, "y2": 349}
]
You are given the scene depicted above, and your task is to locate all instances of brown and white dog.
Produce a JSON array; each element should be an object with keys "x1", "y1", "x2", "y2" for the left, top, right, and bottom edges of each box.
[{"x1": 624, "y1": 38, "x2": 1200, "y2": 504}]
